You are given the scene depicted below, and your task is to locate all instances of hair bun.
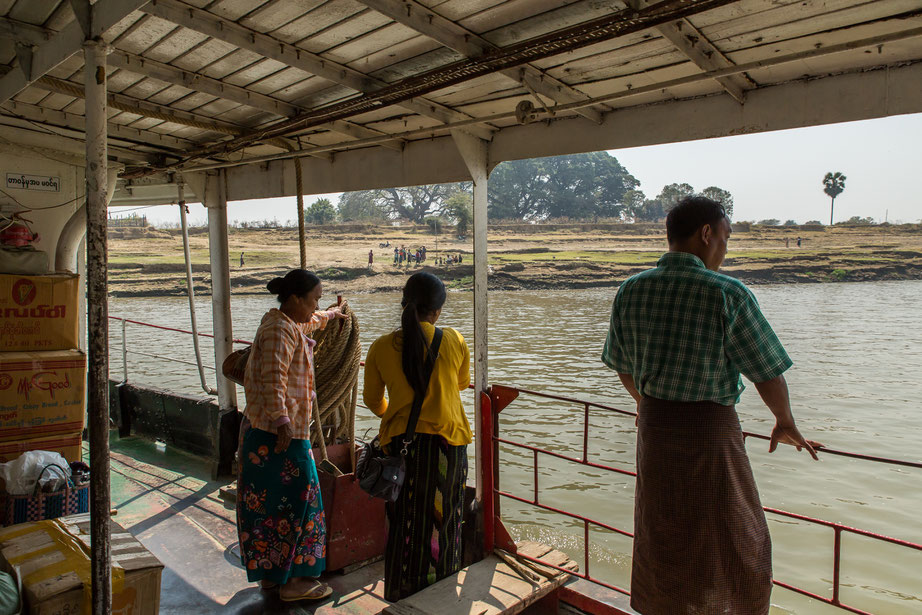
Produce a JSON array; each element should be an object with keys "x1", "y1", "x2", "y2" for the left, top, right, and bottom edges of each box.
[{"x1": 266, "y1": 277, "x2": 285, "y2": 295}]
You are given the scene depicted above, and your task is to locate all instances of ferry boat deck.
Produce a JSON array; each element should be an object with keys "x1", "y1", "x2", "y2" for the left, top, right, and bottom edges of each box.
[{"x1": 106, "y1": 435, "x2": 637, "y2": 615}]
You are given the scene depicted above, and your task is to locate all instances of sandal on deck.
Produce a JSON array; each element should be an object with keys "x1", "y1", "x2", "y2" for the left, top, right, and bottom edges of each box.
[{"x1": 279, "y1": 580, "x2": 332, "y2": 602}]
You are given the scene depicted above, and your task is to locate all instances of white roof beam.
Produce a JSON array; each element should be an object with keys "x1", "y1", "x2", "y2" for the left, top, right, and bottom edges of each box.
[
  {"x1": 107, "y1": 52, "x2": 403, "y2": 151},
  {"x1": 625, "y1": 0, "x2": 752, "y2": 104},
  {"x1": 1, "y1": 99, "x2": 197, "y2": 153},
  {"x1": 143, "y1": 0, "x2": 493, "y2": 140},
  {"x1": 108, "y1": 50, "x2": 301, "y2": 117},
  {"x1": 0, "y1": 16, "x2": 52, "y2": 45},
  {"x1": 0, "y1": 116, "x2": 160, "y2": 165},
  {"x1": 356, "y1": 0, "x2": 604, "y2": 124},
  {"x1": 0, "y1": 0, "x2": 151, "y2": 105}
]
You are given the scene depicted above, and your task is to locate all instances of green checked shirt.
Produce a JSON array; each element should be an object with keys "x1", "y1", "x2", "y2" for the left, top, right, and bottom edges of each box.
[{"x1": 602, "y1": 251, "x2": 792, "y2": 406}]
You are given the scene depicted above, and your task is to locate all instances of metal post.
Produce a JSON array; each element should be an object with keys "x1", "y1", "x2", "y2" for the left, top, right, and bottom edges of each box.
[
  {"x1": 121, "y1": 319, "x2": 127, "y2": 383},
  {"x1": 83, "y1": 38, "x2": 111, "y2": 615},
  {"x1": 451, "y1": 130, "x2": 490, "y2": 501},
  {"x1": 294, "y1": 157, "x2": 307, "y2": 269},
  {"x1": 205, "y1": 170, "x2": 237, "y2": 412},
  {"x1": 480, "y1": 392, "x2": 495, "y2": 553}
]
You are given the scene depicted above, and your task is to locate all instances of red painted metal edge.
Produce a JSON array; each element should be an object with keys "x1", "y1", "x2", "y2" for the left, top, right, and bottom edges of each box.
[
  {"x1": 494, "y1": 517, "x2": 518, "y2": 554},
  {"x1": 490, "y1": 384, "x2": 519, "y2": 414},
  {"x1": 480, "y1": 390, "x2": 495, "y2": 554},
  {"x1": 557, "y1": 586, "x2": 634, "y2": 615}
]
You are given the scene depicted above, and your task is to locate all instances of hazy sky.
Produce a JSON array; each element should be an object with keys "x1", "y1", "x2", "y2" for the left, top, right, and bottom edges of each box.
[{"x1": 133, "y1": 112, "x2": 922, "y2": 226}]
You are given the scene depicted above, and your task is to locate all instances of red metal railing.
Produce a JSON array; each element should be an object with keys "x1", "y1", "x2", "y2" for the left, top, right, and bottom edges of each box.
[
  {"x1": 108, "y1": 315, "x2": 252, "y2": 345},
  {"x1": 482, "y1": 383, "x2": 922, "y2": 614}
]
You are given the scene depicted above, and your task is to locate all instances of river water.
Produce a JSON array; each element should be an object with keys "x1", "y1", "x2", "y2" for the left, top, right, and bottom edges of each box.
[{"x1": 109, "y1": 281, "x2": 922, "y2": 615}]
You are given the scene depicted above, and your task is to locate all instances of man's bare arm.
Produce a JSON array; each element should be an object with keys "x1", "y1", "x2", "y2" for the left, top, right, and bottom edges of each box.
[
  {"x1": 618, "y1": 373, "x2": 642, "y2": 403},
  {"x1": 753, "y1": 374, "x2": 822, "y2": 460},
  {"x1": 618, "y1": 373, "x2": 642, "y2": 426}
]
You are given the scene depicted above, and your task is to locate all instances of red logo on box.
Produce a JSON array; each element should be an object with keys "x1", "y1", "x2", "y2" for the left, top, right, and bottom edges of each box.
[
  {"x1": 11, "y1": 279, "x2": 36, "y2": 306},
  {"x1": 0, "y1": 374, "x2": 10, "y2": 390}
]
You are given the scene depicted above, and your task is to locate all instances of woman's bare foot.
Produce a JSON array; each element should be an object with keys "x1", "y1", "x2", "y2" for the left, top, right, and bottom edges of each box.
[{"x1": 279, "y1": 577, "x2": 331, "y2": 602}]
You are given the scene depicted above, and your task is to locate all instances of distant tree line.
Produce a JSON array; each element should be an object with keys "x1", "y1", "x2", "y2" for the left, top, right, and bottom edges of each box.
[{"x1": 312, "y1": 152, "x2": 735, "y2": 226}]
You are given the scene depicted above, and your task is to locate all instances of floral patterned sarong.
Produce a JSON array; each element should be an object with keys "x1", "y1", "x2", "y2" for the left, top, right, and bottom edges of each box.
[{"x1": 236, "y1": 426, "x2": 326, "y2": 584}]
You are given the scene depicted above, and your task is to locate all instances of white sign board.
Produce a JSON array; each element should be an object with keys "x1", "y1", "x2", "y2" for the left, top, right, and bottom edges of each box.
[{"x1": 6, "y1": 174, "x2": 61, "y2": 192}]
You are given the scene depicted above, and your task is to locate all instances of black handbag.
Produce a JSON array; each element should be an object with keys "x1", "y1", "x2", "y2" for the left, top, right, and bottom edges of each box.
[{"x1": 356, "y1": 327, "x2": 443, "y2": 502}]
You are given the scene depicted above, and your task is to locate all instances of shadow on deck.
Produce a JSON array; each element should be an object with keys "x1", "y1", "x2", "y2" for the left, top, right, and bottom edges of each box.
[
  {"x1": 107, "y1": 435, "x2": 390, "y2": 614},
  {"x1": 106, "y1": 435, "x2": 635, "y2": 615}
]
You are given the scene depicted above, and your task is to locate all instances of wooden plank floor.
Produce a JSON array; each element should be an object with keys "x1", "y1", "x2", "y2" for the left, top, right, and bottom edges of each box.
[
  {"x1": 383, "y1": 541, "x2": 578, "y2": 615},
  {"x1": 105, "y1": 437, "x2": 392, "y2": 614}
]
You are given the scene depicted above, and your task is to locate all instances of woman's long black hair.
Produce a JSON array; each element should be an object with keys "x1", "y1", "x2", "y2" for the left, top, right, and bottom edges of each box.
[
  {"x1": 400, "y1": 272, "x2": 447, "y2": 395},
  {"x1": 267, "y1": 269, "x2": 320, "y2": 303}
]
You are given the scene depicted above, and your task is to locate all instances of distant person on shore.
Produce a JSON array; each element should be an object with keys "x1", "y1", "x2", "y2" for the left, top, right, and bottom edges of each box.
[
  {"x1": 368, "y1": 249, "x2": 374, "y2": 270},
  {"x1": 785, "y1": 238, "x2": 790, "y2": 248},
  {"x1": 797, "y1": 236, "x2": 802, "y2": 247},
  {"x1": 602, "y1": 196, "x2": 822, "y2": 615},
  {"x1": 394, "y1": 247, "x2": 399, "y2": 265},
  {"x1": 240, "y1": 252, "x2": 245, "y2": 267}
]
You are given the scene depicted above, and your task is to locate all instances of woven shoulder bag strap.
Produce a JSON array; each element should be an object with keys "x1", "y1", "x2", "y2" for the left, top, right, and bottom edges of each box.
[{"x1": 400, "y1": 327, "x2": 444, "y2": 455}]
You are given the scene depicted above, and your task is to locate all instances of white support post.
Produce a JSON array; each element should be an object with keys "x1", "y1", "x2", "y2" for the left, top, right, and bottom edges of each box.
[
  {"x1": 451, "y1": 130, "x2": 490, "y2": 501},
  {"x1": 83, "y1": 38, "x2": 112, "y2": 615},
  {"x1": 204, "y1": 170, "x2": 238, "y2": 413}
]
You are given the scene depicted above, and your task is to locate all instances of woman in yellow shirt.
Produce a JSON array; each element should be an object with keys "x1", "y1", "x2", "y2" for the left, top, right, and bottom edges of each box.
[{"x1": 363, "y1": 272, "x2": 471, "y2": 601}]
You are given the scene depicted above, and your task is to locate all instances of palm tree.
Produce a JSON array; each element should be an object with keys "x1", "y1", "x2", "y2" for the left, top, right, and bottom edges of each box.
[{"x1": 823, "y1": 172, "x2": 846, "y2": 225}]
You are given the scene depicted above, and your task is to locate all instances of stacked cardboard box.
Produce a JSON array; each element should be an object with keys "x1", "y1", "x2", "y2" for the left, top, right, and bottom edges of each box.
[
  {"x1": 0, "y1": 274, "x2": 83, "y2": 463},
  {"x1": 0, "y1": 514, "x2": 163, "y2": 614}
]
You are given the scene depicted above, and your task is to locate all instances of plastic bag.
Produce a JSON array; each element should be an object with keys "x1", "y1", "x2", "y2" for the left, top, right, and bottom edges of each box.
[{"x1": 0, "y1": 450, "x2": 71, "y2": 495}]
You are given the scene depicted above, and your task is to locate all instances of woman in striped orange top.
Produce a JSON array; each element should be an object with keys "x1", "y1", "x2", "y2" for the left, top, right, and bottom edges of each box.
[{"x1": 236, "y1": 269, "x2": 346, "y2": 603}]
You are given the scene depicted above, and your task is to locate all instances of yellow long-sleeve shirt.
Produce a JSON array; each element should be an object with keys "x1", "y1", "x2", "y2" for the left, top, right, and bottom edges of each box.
[{"x1": 363, "y1": 322, "x2": 472, "y2": 447}]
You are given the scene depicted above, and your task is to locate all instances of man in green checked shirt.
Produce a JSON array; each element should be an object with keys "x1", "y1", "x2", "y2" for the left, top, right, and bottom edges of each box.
[{"x1": 602, "y1": 196, "x2": 822, "y2": 615}]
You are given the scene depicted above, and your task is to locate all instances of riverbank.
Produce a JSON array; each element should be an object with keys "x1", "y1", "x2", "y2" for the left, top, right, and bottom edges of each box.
[{"x1": 107, "y1": 223, "x2": 922, "y2": 296}]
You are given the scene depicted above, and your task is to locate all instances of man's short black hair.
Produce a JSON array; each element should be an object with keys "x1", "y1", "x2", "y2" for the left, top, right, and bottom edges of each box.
[{"x1": 666, "y1": 196, "x2": 728, "y2": 244}]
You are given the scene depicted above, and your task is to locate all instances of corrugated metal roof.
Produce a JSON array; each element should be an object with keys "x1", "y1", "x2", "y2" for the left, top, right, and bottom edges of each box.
[{"x1": 1, "y1": 0, "x2": 920, "y2": 178}]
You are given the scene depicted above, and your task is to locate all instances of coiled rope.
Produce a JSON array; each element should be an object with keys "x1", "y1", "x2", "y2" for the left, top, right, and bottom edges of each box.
[{"x1": 309, "y1": 299, "x2": 362, "y2": 471}]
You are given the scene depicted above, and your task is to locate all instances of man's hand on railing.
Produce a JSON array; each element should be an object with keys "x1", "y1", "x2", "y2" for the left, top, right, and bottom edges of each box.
[{"x1": 769, "y1": 420, "x2": 823, "y2": 461}]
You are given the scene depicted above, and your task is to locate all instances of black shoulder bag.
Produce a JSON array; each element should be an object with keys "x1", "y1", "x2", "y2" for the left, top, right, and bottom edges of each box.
[{"x1": 356, "y1": 327, "x2": 443, "y2": 502}]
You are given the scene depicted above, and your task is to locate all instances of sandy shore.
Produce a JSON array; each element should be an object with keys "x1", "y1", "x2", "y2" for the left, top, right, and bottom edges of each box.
[{"x1": 107, "y1": 223, "x2": 922, "y2": 296}]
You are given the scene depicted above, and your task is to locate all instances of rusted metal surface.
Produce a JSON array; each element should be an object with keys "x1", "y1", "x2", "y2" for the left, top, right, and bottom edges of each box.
[
  {"x1": 316, "y1": 443, "x2": 387, "y2": 572},
  {"x1": 84, "y1": 37, "x2": 112, "y2": 615}
]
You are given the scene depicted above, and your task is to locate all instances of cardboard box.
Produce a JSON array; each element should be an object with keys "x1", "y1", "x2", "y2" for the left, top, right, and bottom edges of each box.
[
  {"x1": 0, "y1": 514, "x2": 163, "y2": 615},
  {"x1": 0, "y1": 274, "x2": 79, "y2": 352},
  {"x1": 0, "y1": 432, "x2": 83, "y2": 463},
  {"x1": 0, "y1": 350, "x2": 85, "y2": 440}
]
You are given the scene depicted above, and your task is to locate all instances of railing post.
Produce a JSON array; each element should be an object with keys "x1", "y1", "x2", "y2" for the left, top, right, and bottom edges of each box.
[
  {"x1": 832, "y1": 526, "x2": 842, "y2": 605},
  {"x1": 121, "y1": 319, "x2": 128, "y2": 383},
  {"x1": 480, "y1": 391, "x2": 495, "y2": 554}
]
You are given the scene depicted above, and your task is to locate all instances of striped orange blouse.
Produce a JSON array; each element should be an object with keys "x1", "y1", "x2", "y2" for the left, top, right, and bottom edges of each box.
[{"x1": 243, "y1": 308, "x2": 336, "y2": 440}]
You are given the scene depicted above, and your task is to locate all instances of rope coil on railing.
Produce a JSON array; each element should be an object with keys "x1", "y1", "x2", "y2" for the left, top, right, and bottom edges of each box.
[{"x1": 310, "y1": 300, "x2": 362, "y2": 462}]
